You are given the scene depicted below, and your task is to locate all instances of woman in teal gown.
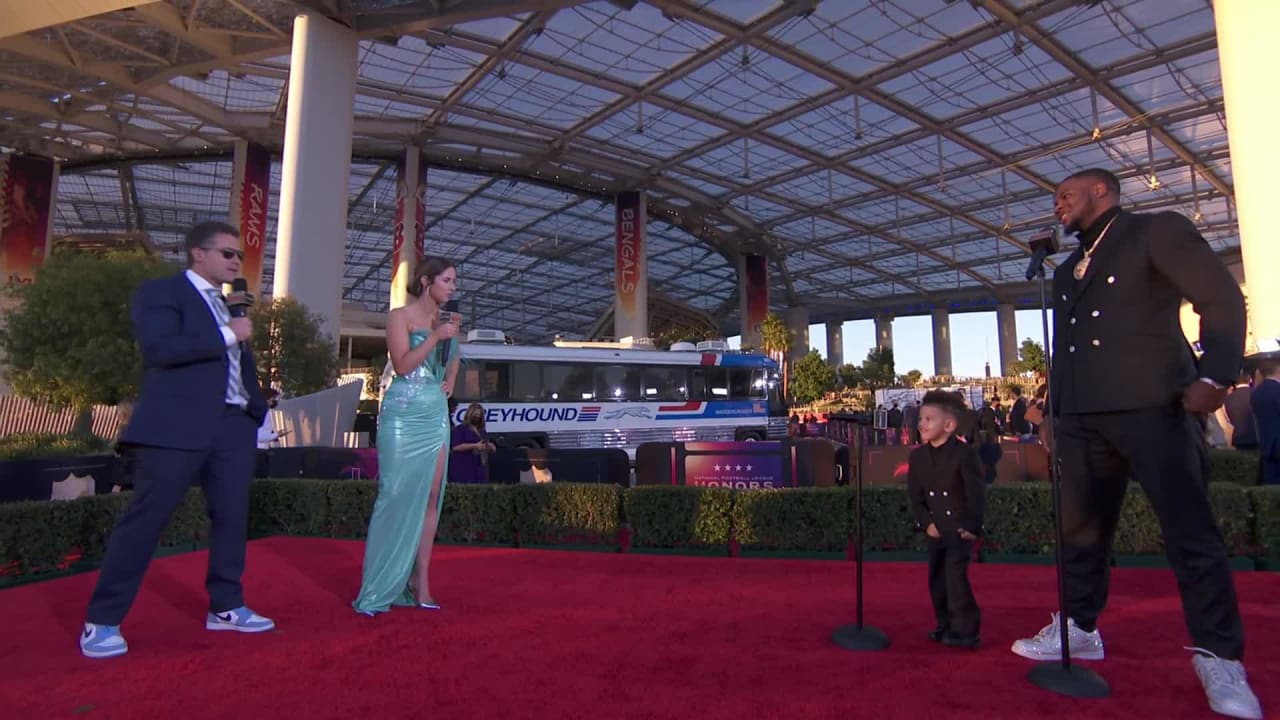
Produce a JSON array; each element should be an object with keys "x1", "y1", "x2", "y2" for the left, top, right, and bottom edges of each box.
[{"x1": 354, "y1": 258, "x2": 460, "y2": 615}]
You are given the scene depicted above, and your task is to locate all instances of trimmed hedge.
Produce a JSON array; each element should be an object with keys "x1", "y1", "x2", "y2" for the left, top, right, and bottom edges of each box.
[{"x1": 3, "y1": 480, "x2": 1280, "y2": 582}]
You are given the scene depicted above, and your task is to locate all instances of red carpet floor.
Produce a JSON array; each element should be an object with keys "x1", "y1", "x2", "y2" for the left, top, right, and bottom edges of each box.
[{"x1": 0, "y1": 537, "x2": 1276, "y2": 719}]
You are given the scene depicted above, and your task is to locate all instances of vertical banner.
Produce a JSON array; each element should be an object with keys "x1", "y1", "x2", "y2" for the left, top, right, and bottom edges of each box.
[
  {"x1": 614, "y1": 190, "x2": 647, "y2": 340},
  {"x1": 739, "y1": 253, "x2": 769, "y2": 350},
  {"x1": 0, "y1": 154, "x2": 57, "y2": 288},
  {"x1": 229, "y1": 140, "x2": 271, "y2": 297},
  {"x1": 390, "y1": 148, "x2": 425, "y2": 309}
]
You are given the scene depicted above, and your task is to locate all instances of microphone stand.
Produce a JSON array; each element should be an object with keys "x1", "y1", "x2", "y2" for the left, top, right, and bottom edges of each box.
[
  {"x1": 831, "y1": 426, "x2": 889, "y2": 651},
  {"x1": 1024, "y1": 254, "x2": 1108, "y2": 698}
]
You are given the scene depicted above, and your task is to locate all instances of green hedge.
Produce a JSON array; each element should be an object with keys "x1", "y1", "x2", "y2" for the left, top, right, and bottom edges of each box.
[{"x1": 4, "y1": 480, "x2": 1280, "y2": 583}]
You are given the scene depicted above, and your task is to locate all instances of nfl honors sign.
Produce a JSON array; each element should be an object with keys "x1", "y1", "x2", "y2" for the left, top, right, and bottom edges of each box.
[{"x1": 614, "y1": 191, "x2": 647, "y2": 340}]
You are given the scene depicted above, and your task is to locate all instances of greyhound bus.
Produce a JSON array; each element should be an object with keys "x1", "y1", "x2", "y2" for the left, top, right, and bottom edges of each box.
[{"x1": 448, "y1": 331, "x2": 787, "y2": 455}]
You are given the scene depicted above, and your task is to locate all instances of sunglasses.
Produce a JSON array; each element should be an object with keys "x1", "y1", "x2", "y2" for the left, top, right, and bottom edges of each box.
[{"x1": 202, "y1": 246, "x2": 244, "y2": 261}]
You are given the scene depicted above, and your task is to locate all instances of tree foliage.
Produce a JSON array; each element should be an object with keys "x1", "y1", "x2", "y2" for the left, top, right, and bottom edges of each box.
[
  {"x1": 1011, "y1": 338, "x2": 1047, "y2": 377},
  {"x1": 0, "y1": 250, "x2": 176, "y2": 422},
  {"x1": 653, "y1": 323, "x2": 717, "y2": 350},
  {"x1": 790, "y1": 349, "x2": 835, "y2": 405},
  {"x1": 860, "y1": 346, "x2": 896, "y2": 390},
  {"x1": 250, "y1": 297, "x2": 339, "y2": 397},
  {"x1": 759, "y1": 312, "x2": 791, "y2": 359},
  {"x1": 900, "y1": 369, "x2": 924, "y2": 387},
  {"x1": 837, "y1": 363, "x2": 862, "y2": 390}
]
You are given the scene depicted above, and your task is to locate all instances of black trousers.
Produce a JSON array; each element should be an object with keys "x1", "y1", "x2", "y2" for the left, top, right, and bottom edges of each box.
[
  {"x1": 1056, "y1": 407, "x2": 1244, "y2": 659},
  {"x1": 927, "y1": 536, "x2": 979, "y2": 637},
  {"x1": 87, "y1": 406, "x2": 257, "y2": 626}
]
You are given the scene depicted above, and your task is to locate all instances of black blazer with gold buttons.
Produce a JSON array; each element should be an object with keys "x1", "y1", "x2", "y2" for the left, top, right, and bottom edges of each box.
[
  {"x1": 1049, "y1": 209, "x2": 1246, "y2": 416},
  {"x1": 907, "y1": 438, "x2": 985, "y2": 536}
]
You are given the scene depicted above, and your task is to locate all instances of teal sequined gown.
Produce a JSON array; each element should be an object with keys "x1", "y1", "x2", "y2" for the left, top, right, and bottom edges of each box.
[{"x1": 353, "y1": 330, "x2": 456, "y2": 614}]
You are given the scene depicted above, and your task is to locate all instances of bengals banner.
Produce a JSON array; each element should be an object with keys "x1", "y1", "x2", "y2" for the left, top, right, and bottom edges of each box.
[
  {"x1": 0, "y1": 154, "x2": 57, "y2": 289},
  {"x1": 390, "y1": 149, "x2": 427, "y2": 309},
  {"x1": 229, "y1": 140, "x2": 271, "y2": 297},
  {"x1": 740, "y1": 253, "x2": 769, "y2": 348},
  {"x1": 614, "y1": 191, "x2": 647, "y2": 340}
]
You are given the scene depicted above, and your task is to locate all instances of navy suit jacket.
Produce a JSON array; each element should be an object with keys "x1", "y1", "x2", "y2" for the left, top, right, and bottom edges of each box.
[
  {"x1": 120, "y1": 273, "x2": 268, "y2": 451},
  {"x1": 1254, "y1": 379, "x2": 1280, "y2": 461}
]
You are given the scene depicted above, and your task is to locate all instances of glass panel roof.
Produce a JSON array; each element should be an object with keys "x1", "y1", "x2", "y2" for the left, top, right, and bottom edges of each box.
[{"x1": 6, "y1": 0, "x2": 1241, "y2": 339}]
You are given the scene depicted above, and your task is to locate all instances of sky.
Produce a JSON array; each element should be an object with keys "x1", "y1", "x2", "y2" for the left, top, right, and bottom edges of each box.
[{"x1": 728, "y1": 308, "x2": 1053, "y2": 378}]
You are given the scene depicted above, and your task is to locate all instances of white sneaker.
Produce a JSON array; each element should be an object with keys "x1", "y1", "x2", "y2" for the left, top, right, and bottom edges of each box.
[
  {"x1": 80, "y1": 623, "x2": 128, "y2": 659},
  {"x1": 1190, "y1": 648, "x2": 1263, "y2": 720},
  {"x1": 1010, "y1": 612, "x2": 1105, "y2": 661}
]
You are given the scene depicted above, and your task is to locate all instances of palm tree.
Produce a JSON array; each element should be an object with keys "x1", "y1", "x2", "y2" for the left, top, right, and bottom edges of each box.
[{"x1": 759, "y1": 312, "x2": 792, "y2": 399}]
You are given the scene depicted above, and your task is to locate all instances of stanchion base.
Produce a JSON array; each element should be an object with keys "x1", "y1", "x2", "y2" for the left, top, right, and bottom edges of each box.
[
  {"x1": 831, "y1": 624, "x2": 890, "y2": 651},
  {"x1": 1028, "y1": 661, "x2": 1110, "y2": 698}
]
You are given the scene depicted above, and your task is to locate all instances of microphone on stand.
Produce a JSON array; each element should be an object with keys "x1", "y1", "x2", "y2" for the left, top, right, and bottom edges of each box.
[
  {"x1": 439, "y1": 299, "x2": 460, "y2": 367},
  {"x1": 1024, "y1": 226, "x2": 1063, "y2": 281}
]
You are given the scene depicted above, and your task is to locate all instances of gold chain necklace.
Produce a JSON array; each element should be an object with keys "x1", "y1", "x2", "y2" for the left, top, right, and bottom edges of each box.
[{"x1": 1072, "y1": 215, "x2": 1118, "y2": 281}]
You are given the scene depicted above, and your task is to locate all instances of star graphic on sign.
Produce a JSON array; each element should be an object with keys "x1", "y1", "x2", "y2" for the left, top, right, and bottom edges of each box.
[
  {"x1": 746, "y1": 464, "x2": 753, "y2": 472},
  {"x1": 714, "y1": 464, "x2": 721, "y2": 472},
  {"x1": 735, "y1": 465, "x2": 743, "y2": 472}
]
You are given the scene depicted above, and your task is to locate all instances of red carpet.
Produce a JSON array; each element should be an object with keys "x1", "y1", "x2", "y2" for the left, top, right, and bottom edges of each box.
[{"x1": 0, "y1": 538, "x2": 1276, "y2": 719}]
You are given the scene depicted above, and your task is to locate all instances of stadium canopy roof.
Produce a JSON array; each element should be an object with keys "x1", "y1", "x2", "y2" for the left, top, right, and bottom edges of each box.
[{"x1": 0, "y1": 0, "x2": 1235, "y2": 341}]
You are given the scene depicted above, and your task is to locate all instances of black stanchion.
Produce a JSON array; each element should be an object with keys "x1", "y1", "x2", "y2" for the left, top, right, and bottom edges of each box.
[
  {"x1": 1024, "y1": 236, "x2": 1109, "y2": 698},
  {"x1": 831, "y1": 427, "x2": 889, "y2": 651}
]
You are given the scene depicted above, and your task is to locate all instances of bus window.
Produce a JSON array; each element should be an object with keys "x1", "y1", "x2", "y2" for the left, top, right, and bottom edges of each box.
[
  {"x1": 691, "y1": 367, "x2": 729, "y2": 400},
  {"x1": 456, "y1": 364, "x2": 482, "y2": 402},
  {"x1": 641, "y1": 366, "x2": 688, "y2": 402},
  {"x1": 509, "y1": 361, "x2": 542, "y2": 401},
  {"x1": 480, "y1": 362, "x2": 510, "y2": 401},
  {"x1": 545, "y1": 363, "x2": 594, "y2": 401},
  {"x1": 729, "y1": 368, "x2": 755, "y2": 399},
  {"x1": 596, "y1": 365, "x2": 641, "y2": 402}
]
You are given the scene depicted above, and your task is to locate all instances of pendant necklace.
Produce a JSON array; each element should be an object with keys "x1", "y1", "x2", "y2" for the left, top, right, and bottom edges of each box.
[{"x1": 1073, "y1": 216, "x2": 1118, "y2": 281}]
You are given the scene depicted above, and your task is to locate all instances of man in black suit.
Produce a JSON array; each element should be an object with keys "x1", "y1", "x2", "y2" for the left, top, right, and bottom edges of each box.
[
  {"x1": 1009, "y1": 169, "x2": 1260, "y2": 720},
  {"x1": 1008, "y1": 387, "x2": 1029, "y2": 436},
  {"x1": 80, "y1": 222, "x2": 275, "y2": 659}
]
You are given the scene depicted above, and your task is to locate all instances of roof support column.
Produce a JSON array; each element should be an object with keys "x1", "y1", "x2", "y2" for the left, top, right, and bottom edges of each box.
[{"x1": 273, "y1": 12, "x2": 356, "y2": 344}]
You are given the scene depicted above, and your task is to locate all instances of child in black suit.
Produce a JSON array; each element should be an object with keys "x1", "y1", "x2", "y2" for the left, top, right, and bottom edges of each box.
[{"x1": 907, "y1": 390, "x2": 986, "y2": 649}]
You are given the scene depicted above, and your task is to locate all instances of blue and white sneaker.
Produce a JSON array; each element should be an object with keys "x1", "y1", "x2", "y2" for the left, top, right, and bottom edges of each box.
[
  {"x1": 205, "y1": 606, "x2": 275, "y2": 633},
  {"x1": 80, "y1": 623, "x2": 128, "y2": 659}
]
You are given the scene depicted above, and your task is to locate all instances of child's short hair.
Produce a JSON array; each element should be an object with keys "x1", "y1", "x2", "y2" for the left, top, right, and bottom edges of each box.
[{"x1": 921, "y1": 389, "x2": 966, "y2": 422}]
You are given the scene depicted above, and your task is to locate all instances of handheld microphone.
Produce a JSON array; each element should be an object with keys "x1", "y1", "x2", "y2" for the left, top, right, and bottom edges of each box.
[
  {"x1": 1024, "y1": 226, "x2": 1062, "y2": 281},
  {"x1": 228, "y1": 278, "x2": 251, "y2": 317},
  {"x1": 439, "y1": 299, "x2": 460, "y2": 367}
]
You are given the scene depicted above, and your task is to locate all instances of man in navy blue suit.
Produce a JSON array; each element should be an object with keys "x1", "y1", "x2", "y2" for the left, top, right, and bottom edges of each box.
[
  {"x1": 81, "y1": 221, "x2": 275, "y2": 659},
  {"x1": 1247, "y1": 346, "x2": 1280, "y2": 486}
]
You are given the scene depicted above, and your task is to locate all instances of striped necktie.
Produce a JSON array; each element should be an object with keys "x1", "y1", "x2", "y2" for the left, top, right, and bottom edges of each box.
[{"x1": 206, "y1": 288, "x2": 249, "y2": 407}]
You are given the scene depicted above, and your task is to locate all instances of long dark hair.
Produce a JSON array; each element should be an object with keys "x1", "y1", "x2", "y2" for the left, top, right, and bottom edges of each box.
[{"x1": 407, "y1": 256, "x2": 455, "y2": 298}]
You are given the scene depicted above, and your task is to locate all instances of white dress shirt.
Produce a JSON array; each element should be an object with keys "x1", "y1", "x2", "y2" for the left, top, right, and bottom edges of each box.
[{"x1": 184, "y1": 269, "x2": 250, "y2": 407}]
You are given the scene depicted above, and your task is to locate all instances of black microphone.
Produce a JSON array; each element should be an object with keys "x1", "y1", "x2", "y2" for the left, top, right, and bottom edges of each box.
[
  {"x1": 439, "y1": 299, "x2": 460, "y2": 367},
  {"x1": 228, "y1": 278, "x2": 251, "y2": 317},
  {"x1": 1024, "y1": 226, "x2": 1062, "y2": 281},
  {"x1": 226, "y1": 278, "x2": 252, "y2": 352}
]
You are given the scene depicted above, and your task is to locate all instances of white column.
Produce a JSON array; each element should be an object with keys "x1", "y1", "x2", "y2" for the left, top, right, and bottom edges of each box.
[
  {"x1": 389, "y1": 148, "x2": 425, "y2": 310},
  {"x1": 614, "y1": 191, "x2": 648, "y2": 341},
  {"x1": 1214, "y1": 1, "x2": 1280, "y2": 349},
  {"x1": 825, "y1": 321, "x2": 843, "y2": 366},
  {"x1": 932, "y1": 308, "x2": 952, "y2": 377},
  {"x1": 874, "y1": 314, "x2": 894, "y2": 352},
  {"x1": 996, "y1": 303, "x2": 1018, "y2": 377},
  {"x1": 786, "y1": 305, "x2": 810, "y2": 366},
  {"x1": 273, "y1": 12, "x2": 357, "y2": 344}
]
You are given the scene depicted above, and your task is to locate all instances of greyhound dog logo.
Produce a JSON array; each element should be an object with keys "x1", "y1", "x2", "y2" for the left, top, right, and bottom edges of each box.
[{"x1": 603, "y1": 406, "x2": 654, "y2": 420}]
